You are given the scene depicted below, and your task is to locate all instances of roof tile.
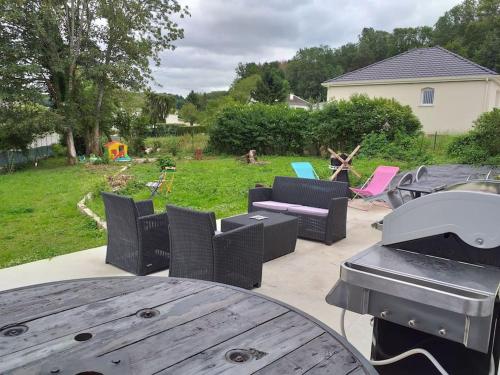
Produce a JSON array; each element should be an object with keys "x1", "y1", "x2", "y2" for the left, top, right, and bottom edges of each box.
[{"x1": 324, "y1": 46, "x2": 497, "y2": 84}]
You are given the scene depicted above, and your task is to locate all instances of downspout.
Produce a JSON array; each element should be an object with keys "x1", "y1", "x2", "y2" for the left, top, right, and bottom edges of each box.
[{"x1": 482, "y1": 77, "x2": 490, "y2": 112}]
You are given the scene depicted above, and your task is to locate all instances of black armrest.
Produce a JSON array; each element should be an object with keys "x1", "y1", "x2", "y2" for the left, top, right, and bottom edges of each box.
[
  {"x1": 326, "y1": 197, "x2": 348, "y2": 243},
  {"x1": 248, "y1": 187, "x2": 273, "y2": 212},
  {"x1": 136, "y1": 200, "x2": 154, "y2": 217},
  {"x1": 137, "y1": 212, "x2": 168, "y2": 241},
  {"x1": 213, "y1": 223, "x2": 264, "y2": 287}
]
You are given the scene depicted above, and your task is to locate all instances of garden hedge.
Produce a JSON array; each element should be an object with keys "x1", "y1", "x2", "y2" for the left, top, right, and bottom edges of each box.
[{"x1": 208, "y1": 95, "x2": 422, "y2": 155}]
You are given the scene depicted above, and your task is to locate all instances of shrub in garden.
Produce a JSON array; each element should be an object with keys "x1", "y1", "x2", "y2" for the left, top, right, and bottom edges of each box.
[
  {"x1": 360, "y1": 131, "x2": 432, "y2": 163},
  {"x1": 311, "y1": 95, "x2": 422, "y2": 151},
  {"x1": 209, "y1": 103, "x2": 309, "y2": 155},
  {"x1": 208, "y1": 95, "x2": 422, "y2": 156},
  {"x1": 447, "y1": 109, "x2": 500, "y2": 164},
  {"x1": 157, "y1": 155, "x2": 176, "y2": 170}
]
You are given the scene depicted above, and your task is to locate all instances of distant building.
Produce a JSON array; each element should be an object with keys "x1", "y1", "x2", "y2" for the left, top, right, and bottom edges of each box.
[
  {"x1": 322, "y1": 46, "x2": 500, "y2": 134},
  {"x1": 165, "y1": 113, "x2": 189, "y2": 125},
  {"x1": 287, "y1": 94, "x2": 311, "y2": 110}
]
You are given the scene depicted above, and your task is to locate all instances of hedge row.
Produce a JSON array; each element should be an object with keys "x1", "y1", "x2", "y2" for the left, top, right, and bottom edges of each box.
[
  {"x1": 447, "y1": 108, "x2": 500, "y2": 164},
  {"x1": 147, "y1": 123, "x2": 207, "y2": 137},
  {"x1": 208, "y1": 95, "x2": 422, "y2": 155}
]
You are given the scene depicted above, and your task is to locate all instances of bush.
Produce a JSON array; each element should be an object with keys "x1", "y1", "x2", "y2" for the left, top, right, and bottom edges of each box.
[
  {"x1": 208, "y1": 95, "x2": 422, "y2": 155},
  {"x1": 447, "y1": 109, "x2": 500, "y2": 164},
  {"x1": 51, "y1": 144, "x2": 67, "y2": 157},
  {"x1": 157, "y1": 155, "x2": 176, "y2": 170},
  {"x1": 360, "y1": 131, "x2": 432, "y2": 163},
  {"x1": 473, "y1": 108, "x2": 500, "y2": 156},
  {"x1": 209, "y1": 103, "x2": 310, "y2": 155},
  {"x1": 311, "y1": 95, "x2": 422, "y2": 151}
]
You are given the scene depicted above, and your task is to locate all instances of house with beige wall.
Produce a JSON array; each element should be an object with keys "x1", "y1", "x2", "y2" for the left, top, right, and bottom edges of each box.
[{"x1": 322, "y1": 46, "x2": 500, "y2": 134}]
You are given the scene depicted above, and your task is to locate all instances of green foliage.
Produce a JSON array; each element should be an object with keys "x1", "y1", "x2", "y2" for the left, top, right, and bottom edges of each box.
[
  {"x1": 209, "y1": 104, "x2": 310, "y2": 155},
  {"x1": 229, "y1": 74, "x2": 261, "y2": 103},
  {"x1": 0, "y1": 0, "x2": 189, "y2": 161},
  {"x1": 360, "y1": 132, "x2": 432, "y2": 163},
  {"x1": 129, "y1": 115, "x2": 149, "y2": 155},
  {"x1": 473, "y1": 108, "x2": 500, "y2": 156},
  {"x1": 179, "y1": 103, "x2": 200, "y2": 126},
  {"x1": 0, "y1": 103, "x2": 61, "y2": 171},
  {"x1": 144, "y1": 92, "x2": 176, "y2": 123},
  {"x1": 209, "y1": 95, "x2": 422, "y2": 156},
  {"x1": 51, "y1": 144, "x2": 67, "y2": 157},
  {"x1": 311, "y1": 95, "x2": 422, "y2": 151},
  {"x1": 447, "y1": 108, "x2": 500, "y2": 164},
  {"x1": 251, "y1": 68, "x2": 290, "y2": 104},
  {"x1": 162, "y1": 137, "x2": 182, "y2": 156},
  {"x1": 433, "y1": 0, "x2": 499, "y2": 72},
  {"x1": 286, "y1": 46, "x2": 343, "y2": 102},
  {"x1": 157, "y1": 155, "x2": 176, "y2": 170},
  {"x1": 113, "y1": 110, "x2": 133, "y2": 140}
]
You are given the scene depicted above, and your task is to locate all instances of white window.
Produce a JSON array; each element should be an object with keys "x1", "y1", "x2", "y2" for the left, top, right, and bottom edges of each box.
[{"x1": 421, "y1": 87, "x2": 434, "y2": 106}]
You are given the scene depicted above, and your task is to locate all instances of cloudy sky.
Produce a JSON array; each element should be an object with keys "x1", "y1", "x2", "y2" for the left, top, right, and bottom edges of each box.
[{"x1": 152, "y1": 0, "x2": 461, "y2": 96}]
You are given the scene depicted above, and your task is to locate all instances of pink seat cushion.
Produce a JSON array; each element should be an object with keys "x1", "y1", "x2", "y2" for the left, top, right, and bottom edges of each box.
[
  {"x1": 252, "y1": 201, "x2": 301, "y2": 211},
  {"x1": 287, "y1": 205, "x2": 329, "y2": 217}
]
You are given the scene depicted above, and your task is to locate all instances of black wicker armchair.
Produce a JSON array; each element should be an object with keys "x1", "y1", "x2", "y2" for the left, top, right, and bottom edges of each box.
[
  {"x1": 101, "y1": 192, "x2": 169, "y2": 275},
  {"x1": 248, "y1": 176, "x2": 348, "y2": 245},
  {"x1": 167, "y1": 205, "x2": 264, "y2": 289}
]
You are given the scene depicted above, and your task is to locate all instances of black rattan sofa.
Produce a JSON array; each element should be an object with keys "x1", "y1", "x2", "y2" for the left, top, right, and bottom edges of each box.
[
  {"x1": 248, "y1": 176, "x2": 349, "y2": 245},
  {"x1": 167, "y1": 205, "x2": 264, "y2": 289},
  {"x1": 102, "y1": 192, "x2": 170, "y2": 275}
]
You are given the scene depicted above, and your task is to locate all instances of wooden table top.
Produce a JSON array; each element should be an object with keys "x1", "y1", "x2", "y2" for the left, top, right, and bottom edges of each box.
[{"x1": 0, "y1": 277, "x2": 376, "y2": 375}]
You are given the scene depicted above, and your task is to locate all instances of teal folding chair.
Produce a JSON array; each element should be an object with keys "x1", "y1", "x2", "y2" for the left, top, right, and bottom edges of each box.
[{"x1": 291, "y1": 162, "x2": 319, "y2": 180}]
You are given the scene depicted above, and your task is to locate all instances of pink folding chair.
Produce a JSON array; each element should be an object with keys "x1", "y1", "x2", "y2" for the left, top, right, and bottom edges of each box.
[{"x1": 350, "y1": 166, "x2": 400, "y2": 199}]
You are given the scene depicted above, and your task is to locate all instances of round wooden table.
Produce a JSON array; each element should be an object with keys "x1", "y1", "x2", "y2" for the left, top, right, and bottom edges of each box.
[{"x1": 0, "y1": 277, "x2": 376, "y2": 374}]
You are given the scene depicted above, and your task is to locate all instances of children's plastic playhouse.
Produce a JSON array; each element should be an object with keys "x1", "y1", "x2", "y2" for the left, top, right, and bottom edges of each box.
[{"x1": 104, "y1": 141, "x2": 131, "y2": 162}]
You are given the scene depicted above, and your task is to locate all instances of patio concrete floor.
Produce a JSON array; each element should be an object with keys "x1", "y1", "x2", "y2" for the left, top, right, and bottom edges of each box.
[{"x1": 0, "y1": 204, "x2": 390, "y2": 358}]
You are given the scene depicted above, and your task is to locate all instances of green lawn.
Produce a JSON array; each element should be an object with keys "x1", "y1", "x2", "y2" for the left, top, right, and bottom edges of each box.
[
  {"x1": 0, "y1": 158, "x2": 121, "y2": 268},
  {"x1": 0, "y1": 154, "x2": 417, "y2": 269}
]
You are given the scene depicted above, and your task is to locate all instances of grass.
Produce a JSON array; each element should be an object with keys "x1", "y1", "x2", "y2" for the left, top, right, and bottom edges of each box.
[
  {"x1": 0, "y1": 133, "x2": 445, "y2": 269},
  {"x1": 85, "y1": 155, "x2": 415, "y2": 220},
  {"x1": 0, "y1": 158, "x2": 122, "y2": 268}
]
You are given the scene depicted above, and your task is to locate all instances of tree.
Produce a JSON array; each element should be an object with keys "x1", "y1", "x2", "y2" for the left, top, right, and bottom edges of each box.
[
  {"x1": 235, "y1": 62, "x2": 262, "y2": 80},
  {"x1": 0, "y1": 103, "x2": 60, "y2": 171},
  {"x1": 229, "y1": 74, "x2": 260, "y2": 103},
  {"x1": 251, "y1": 68, "x2": 289, "y2": 104},
  {"x1": 0, "y1": 0, "x2": 95, "y2": 164},
  {"x1": 179, "y1": 103, "x2": 199, "y2": 126},
  {"x1": 390, "y1": 27, "x2": 433, "y2": 54},
  {"x1": 145, "y1": 92, "x2": 176, "y2": 123},
  {"x1": 286, "y1": 46, "x2": 342, "y2": 101},
  {"x1": 186, "y1": 90, "x2": 200, "y2": 108},
  {"x1": 86, "y1": 0, "x2": 189, "y2": 155},
  {"x1": 0, "y1": 0, "x2": 189, "y2": 162},
  {"x1": 433, "y1": 0, "x2": 500, "y2": 72}
]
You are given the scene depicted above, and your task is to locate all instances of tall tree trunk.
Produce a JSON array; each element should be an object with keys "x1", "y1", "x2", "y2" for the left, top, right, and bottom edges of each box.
[
  {"x1": 90, "y1": 81, "x2": 105, "y2": 155},
  {"x1": 66, "y1": 128, "x2": 77, "y2": 165},
  {"x1": 90, "y1": 38, "x2": 113, "y2": 156}
]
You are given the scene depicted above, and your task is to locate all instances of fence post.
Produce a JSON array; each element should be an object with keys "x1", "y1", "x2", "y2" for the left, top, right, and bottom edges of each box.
[{"x1": 433, "y1": 131, "x2": 437, "y2": 151}]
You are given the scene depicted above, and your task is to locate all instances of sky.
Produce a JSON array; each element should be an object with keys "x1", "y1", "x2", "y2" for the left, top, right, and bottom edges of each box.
[{"x1": 152, "y1": 0, "x2": 462, "y2": 96}]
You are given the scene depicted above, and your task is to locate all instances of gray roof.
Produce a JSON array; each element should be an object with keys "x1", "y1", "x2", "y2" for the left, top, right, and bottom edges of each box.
[
  {"x1": 324, "y1": 46, "x2": 497, "y2": 84},
  {"x1": 288, "y1": 94, "x2": 310, "y2": 107}
]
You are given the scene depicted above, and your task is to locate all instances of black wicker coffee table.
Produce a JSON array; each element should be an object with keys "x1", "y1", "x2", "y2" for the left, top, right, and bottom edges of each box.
[
  {"x1": 0, "y1": 277, "x2": 376, "y2": 374},
  {"x1": 221, "y1": 211, "x2": 298, "y2": 262}
]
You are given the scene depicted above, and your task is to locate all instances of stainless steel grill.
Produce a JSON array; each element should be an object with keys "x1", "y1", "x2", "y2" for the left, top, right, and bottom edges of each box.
[{"x1": 327, "y1": 191, "x2": 500, "y2": 374}]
